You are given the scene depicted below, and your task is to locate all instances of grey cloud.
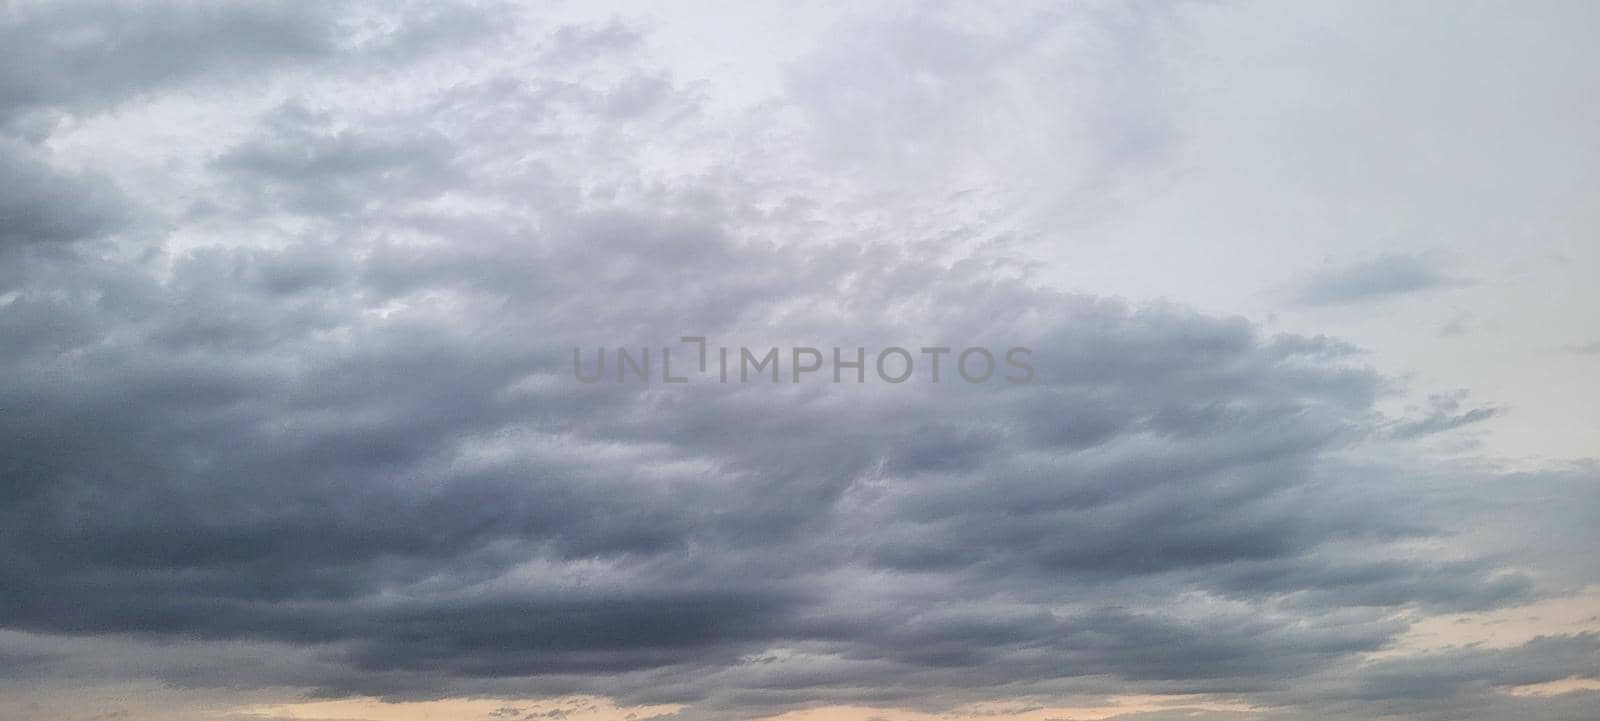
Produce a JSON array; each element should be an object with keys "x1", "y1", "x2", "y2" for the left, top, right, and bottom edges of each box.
[
  {"x1": 1, "y1": 175, "x2": 1581, "y2": 715},
  {"x1": 0, "y1": 140, "x2": 136, "y2": 250},
  {"x1": 1288, "y1": 253, "x2": 1464, "y2": 307},
  {"x1": 1438, "y1": 306, "x2": 1488, "y2": 337},
  {"x1": 0, "y1": 1, "x2": 339, "y2": 125},
  {"x1": 1387, "y1": 390, "x2": 1504, "y2": 440},
  {"x1": 1266, "y1": 333, "x2": 1366, "y2": 359},
  {"x1": 1215, "y1": 558, "x2": 1534, "y2": 613},
  {"x1": 211, "y1": 103, "x2": 466, "y2": 217},
  {"x1": 1300, "y1": 633, "x2": 1600, "y2": 717},
  {"x1": 0, "y1": 5, "x2": 1595, "y2": 721},
  {"x1": 538, "y1": 19, "x2": 643, "y2": 67},
  {"x1": 0, "y1": 1, "x2": 506, "y2": 134}
]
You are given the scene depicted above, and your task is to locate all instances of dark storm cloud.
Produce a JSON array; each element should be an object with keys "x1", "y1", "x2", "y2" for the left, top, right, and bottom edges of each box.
[
  {"x1": 0, "y1": 5, "x2": 1595, "y2": 721},
  {"x1": 1288, "y1": 253, "x2": 1464, "y2": 307},
  {"x1": 2, "y1": 185, "x2": 1583, "y2": 714},
  {"x1": 0, "y1": 141, "x2": 136, "y2": 249}
]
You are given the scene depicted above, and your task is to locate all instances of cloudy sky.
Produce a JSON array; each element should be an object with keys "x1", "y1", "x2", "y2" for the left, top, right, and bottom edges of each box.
[{"x1": 2, "y1": 2, "x2": 1597, "y2": 721}]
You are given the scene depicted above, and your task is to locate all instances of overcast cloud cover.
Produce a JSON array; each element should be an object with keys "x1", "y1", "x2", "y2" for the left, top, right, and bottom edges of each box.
[{"x1": 1, "y1": 2, "x2": 1597, "y2": 721}]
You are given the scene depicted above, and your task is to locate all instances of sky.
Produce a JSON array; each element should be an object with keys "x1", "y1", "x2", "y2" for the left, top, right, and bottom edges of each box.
[{"x1": 0, "y1": 2, "x2": 1597, "y2": 721}]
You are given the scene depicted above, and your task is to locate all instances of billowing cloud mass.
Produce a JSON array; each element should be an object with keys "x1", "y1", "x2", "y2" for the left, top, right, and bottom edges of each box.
[{"x1": 1, "y1": 3, "x2": 1597, "y2": 721}]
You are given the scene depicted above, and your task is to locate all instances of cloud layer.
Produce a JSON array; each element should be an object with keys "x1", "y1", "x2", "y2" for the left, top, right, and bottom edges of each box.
[{"x1": 1, "y1": 3, "x2": 1595, "y2": 721}]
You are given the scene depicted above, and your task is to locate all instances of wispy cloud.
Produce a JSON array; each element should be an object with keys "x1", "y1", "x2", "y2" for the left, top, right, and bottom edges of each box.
[{"x1": 1287, "y1": 253, "x2": 1465, "y2": 307}]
